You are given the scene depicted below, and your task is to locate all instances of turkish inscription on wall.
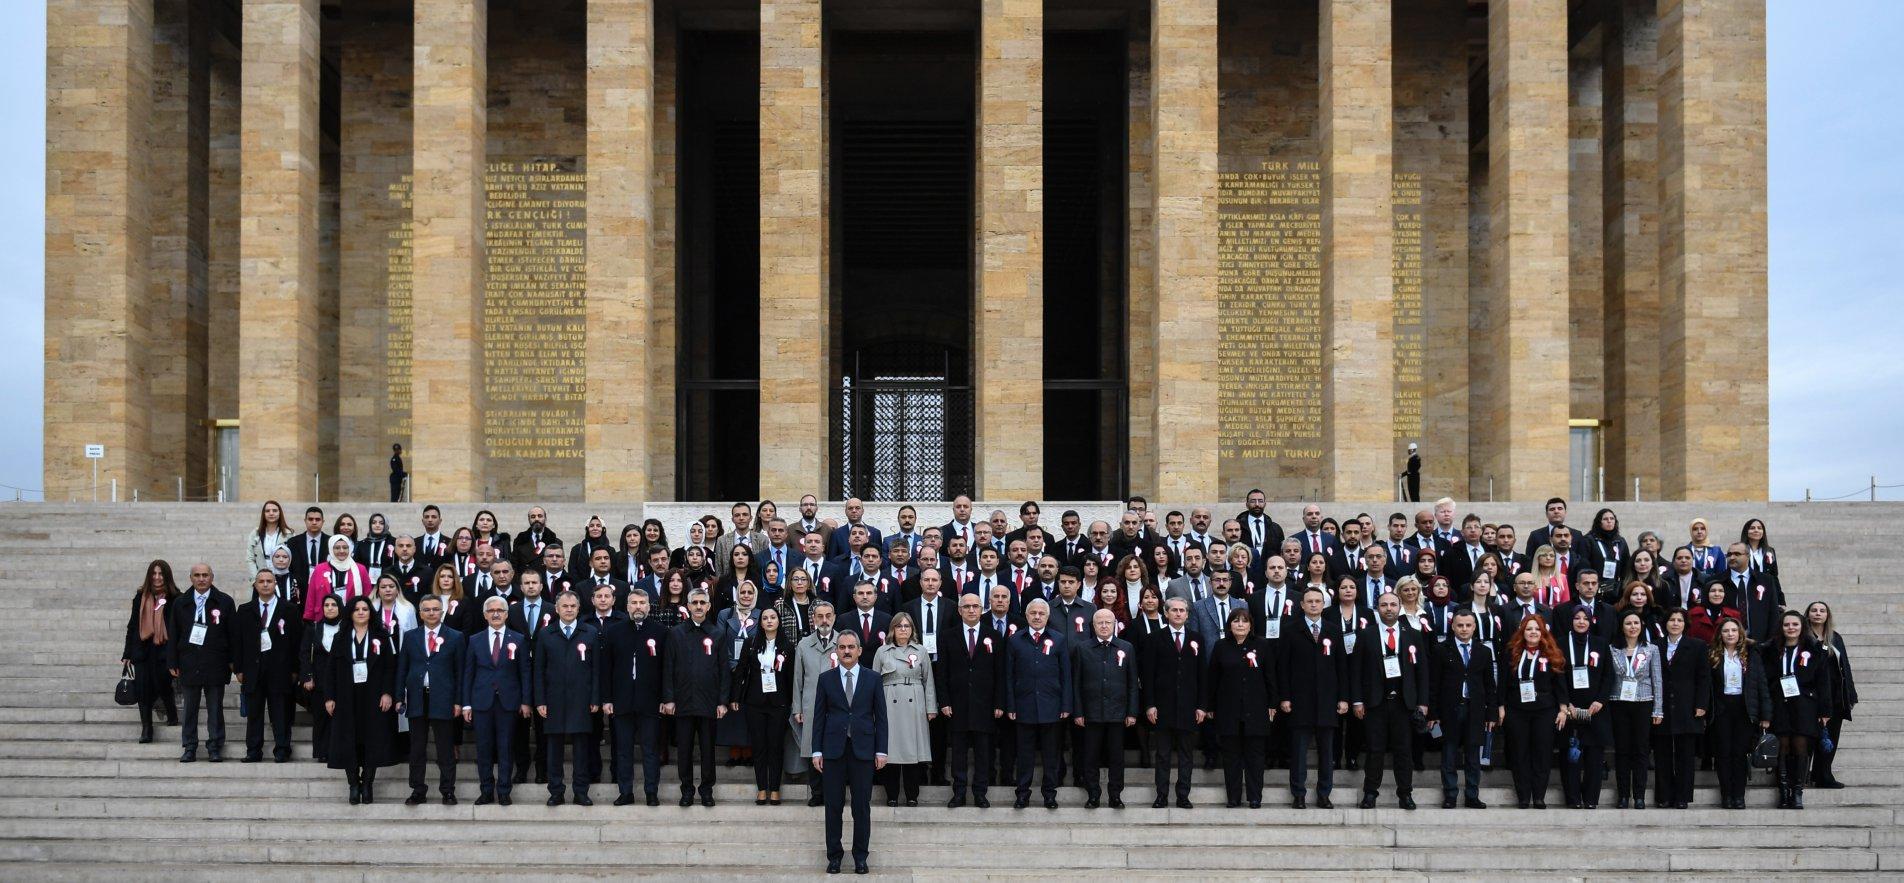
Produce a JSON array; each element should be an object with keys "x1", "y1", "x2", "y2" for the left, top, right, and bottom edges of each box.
[
  {"x1": 1392, "y1": 172, "x2": 1424, "y2": 442},
  {"x1": 1218, "y1": 160, "x2": 1325, "y2": 475},
  {"x1": 382, "y1": 159, "x2": 587, "y2": 464}
]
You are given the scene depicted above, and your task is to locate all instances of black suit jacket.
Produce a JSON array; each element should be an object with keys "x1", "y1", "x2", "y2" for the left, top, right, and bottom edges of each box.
[
  {"x1": 901, "y1": 595, "x2": 956, "y2": 655},
  {"x1": 598, "y1": 617, "x2": 669, "y2": 713},
  {"x1": 1140, "y1": 628, "x2": 1205, "y2": 730},
  {"x1": 1234, "y1": 511, "x2": 1284, "y2": 559},
  {"x1": 1430, "y1": 639, "x2": 1498, "y2": 742},
  {"x1": 1356, "y1": 620, "x2": 1429, "y2": 711},
  {"x1": 287, "y1": 532, "x2": 333, "y2": 582},
  {"x1": 1279, "y1": 617, "x2": 1347, "y2": 728},
  {"x1": 167, "y1": 588, "x2": 239, "y2": 686},
  {"x1": 934, "y1": 620, "x2": 1006, "y2": 732},
  {"x1": 234, "y1": 596, "x2": 301, "y2": 694},
  {"x1": 1655, "y1": 636, "x2": 1713, "y2": 735}
]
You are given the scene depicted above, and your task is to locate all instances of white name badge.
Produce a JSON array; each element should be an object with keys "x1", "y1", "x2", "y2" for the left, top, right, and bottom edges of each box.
[
  {"x1": 761, "y1": 670, "x2": 779, "y2": 693},
  {"x1": 1383, "y1": 656, "x2": 1402, "y2": 679},
  {"x1": 1618, "y1": 679, "x2": 1637, "y2": 703},
  {"x1": 259, "y1": 630, "x2": 272, "y2": 653},
  {"x1": 1602, "y1": 560, "x2": 1618, "y2": 580},
  {"x1": 1519, "y1": 680, "x2": 1536, "y2": 704},
  {"x1": 1724, "y1": 667, "x2": 1742, "y2": 694},
  {"x1": 189, "y1": 623, "x2": 207, "y2": 646},
  {"x1": 1781, "y1": 674, "x2": 1800, "y2": 698},
  {"x1": 352, "y1": 661, "x2": 369, "y2": 684},
  {"x1": 1266, "y1": 618, "x2": 1281, "y2": 639},
  {"x1": 1572, "y1": 668, "x2": 1590, "y2": 690}
]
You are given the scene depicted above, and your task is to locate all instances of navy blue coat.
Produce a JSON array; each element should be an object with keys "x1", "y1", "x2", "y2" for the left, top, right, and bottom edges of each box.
[
  {"x1": 395, "y1": 625, "x2": 465, "y2": 719},
  {"x1": 460, "y1": 627, "x2": 531, "y2": 712},
  {"x1": 535, "y1": 621, "x2": 601, "y2": 734},
  {"x1": 810, "y1": 665, "x2": 889, "y2": 760},
  {"x1": 1001, "y1": 628, "x2": 1071, "y2": 724},
  {"x1": 598, "y1": 617, "x2": 670, "y2": 713}
]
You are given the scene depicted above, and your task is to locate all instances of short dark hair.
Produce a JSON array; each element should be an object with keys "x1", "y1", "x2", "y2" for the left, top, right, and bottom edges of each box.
[
  {"x1": 1020, "y1": 500, "x2": 1038, "y2": 515},
  {"x1": 422, "y1": 504, "x2": 441, "y2": 516},
  {"x1": 1546, "y1": 497, "x2": 1567, "y2": 509},
  {"x1": 306, "y1": 506, "x2": 324, "y2": 517}
]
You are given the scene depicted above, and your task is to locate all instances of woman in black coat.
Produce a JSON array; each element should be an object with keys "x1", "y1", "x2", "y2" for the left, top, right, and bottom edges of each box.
[
  {"x1": 1200, "y1": 608, "x2": 1277, "y2": 808},
  {"x1": 1498, "y1": 613, "x2": 1567, "y2": 809},
  {"x1": 121, "y1": 560, "x2": 180, "y2": 742},
  {"x1": 318, "y1": 597, "x2": 397, "y2": 804},
  {"x1": 1651, "y1": 608, "x2": 1710, "y2": 809},
  {"x1": 1706, "y1": 618, "x2": 1771, "y2": 809},
  {"x1": 1805, "y1": 601, "x2": 1856, "y2": 789},
  {"x1": 730, "y1": 607, "x2": 799, "y2": 804},
  {"x1": 1763, "y1": 609, "x2": 1831, "y2": 809},
  {"x1": 1583, "y1": 508, "x2": 1632, "y2": 587},
  {"x1": 298, "y1": 593, "x2": 344, "y2": 763},
  {"x1": 1557, "y1": 606, "x2": 1613, "y2": 808}
]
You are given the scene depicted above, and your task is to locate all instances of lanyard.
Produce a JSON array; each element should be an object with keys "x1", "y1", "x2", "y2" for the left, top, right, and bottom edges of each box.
[{"x1": 1521, "y1": 652, "x2": 1537, "y2": 680}]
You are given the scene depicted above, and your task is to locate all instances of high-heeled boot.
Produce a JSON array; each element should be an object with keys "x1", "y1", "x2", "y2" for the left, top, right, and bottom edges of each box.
[
  {"x1": 361, "y1": 769, "x2": 377, "y2": 805},
  {"x1": 346, "y1": 770, "x2": 362, "y2": 805},
  {"x1": 1615, "y1": 775, "x2": 1630, "y2": 809},
  {"x1": 138, "y1": 704, "x2": 154, "y2": 744},
  {"x1": 1775, "y1": 763, "x2": 1791, "y2": 809}
]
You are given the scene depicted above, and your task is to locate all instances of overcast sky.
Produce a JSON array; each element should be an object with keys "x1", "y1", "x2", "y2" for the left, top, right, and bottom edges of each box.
[{"x1": 0, "y1": 3, "x2": 1893, "y2": 501}]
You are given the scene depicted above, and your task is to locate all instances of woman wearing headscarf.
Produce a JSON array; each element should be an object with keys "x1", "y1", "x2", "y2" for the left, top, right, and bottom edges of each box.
[
  {"x1": 305, "y1": 535, "x2": 372, "y2": 622},
  {"x1": 318, "y1": 596, "x2": 397, "y2": 805},
  {"x1": 269, "y1": 546, "x2": 301, "y2": 612},
  {"x1": 355, "y1": 513, "x2": 396, "y2": 582},
  {"x1": 122, "y1": 559, "x2": 180, "y2": 742},
  {"x1": 299, "y1": 594, "x2": 346, "y2": 763},
  {"x1": 567, "y1": 516, "x2": 615, "y2": 581}
]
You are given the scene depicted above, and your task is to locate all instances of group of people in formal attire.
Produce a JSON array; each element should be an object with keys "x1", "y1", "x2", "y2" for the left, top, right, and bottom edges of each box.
[{"x1": 123, "y1": 494, "x2": 1856, "y2": 872}]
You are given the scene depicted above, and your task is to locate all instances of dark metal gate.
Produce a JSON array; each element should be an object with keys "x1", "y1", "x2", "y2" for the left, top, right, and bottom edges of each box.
[{"x1": 838, "y1": 351, "x2": 973, "y2": 501}]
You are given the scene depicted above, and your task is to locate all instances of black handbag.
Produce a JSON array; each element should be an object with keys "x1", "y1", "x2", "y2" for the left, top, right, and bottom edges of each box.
[
  {"x1": 114, "y1": 662, "x2": 139, "y2": 706},
  {"x1": 1750, "y1": 731, "x2": 1778, "y2": 770}
]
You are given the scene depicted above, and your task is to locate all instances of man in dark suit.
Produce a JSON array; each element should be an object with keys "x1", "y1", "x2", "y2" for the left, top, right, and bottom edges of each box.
[
  {"x1": 828, "y1": 498, "x2": 885, "y2": 563},
  {"x1": 234, "y1": 569, "x2": 299, "y2": 763},
  {"x1": 1524, "y1": 497, "x2": 1570, "y2": 558},
  {"x1": 903, "y1": 569, "x2": 954, "y2": 782},
  {"x1": 535, "y1": 544, "x2": 575, "y2": 603},
  {"x1": 600, "y1": 588, "x2": 670, "y2": 805},
  {"x1": 287, "y1": 507, "x2": 331, "y2": 585},
  {"x1": 1141, "y1": 597, "x2": 1205, "y2": 808},
  {"x1": 415, "y1": 505, "x2": 450, "y2": 572},
  {"x1": 1380, "y1": 513, "x2": 1417, "y2": 581},
  {"x1": 1107, "y1": 511, "x2": 1152, "y2": 563},
  {"x1": 1554, "y1": 572, "x2": 1618, "y2": 642},
  {"x1": 937, "y1": 593, "x2": 1004, "y2": 808},
  {"x1": 811, "y1": 630, "x2": 888, "y2": 875},
  {"x1": 509, "y1": 507, "x2": 562, "y2": 576},
  {"x1": 505, "y1": 570, "x2": 554, "y2": 783},
  {"x1": 167, "y1": 563, "x2": 237, "y2": 763},
  {"x1": 1500, "y1": 572, "x2": 1553, "y2": 640},
  {"x1": 663, "y1": 589, "x2": 729, "y2": 806},
  {"x1": 1353, "y1": 593, "x2": 1430, "y2": 809},
  {"x1": 1440, "y1": 515, "x2": 1492, "y2": 598},
  {"x1": 1430, "y1": 609, "x2": 1499, "y2": 808},
  {"x1": 1234, "y1": 489, "x2": 1284, "y2": 562},
  {"x1": 535, "y1": 591, "x2": 600, "y2": 806},
  {"x1": 1002, "y1": 598, "x2": 1071, "y2": 809},
  {"x1": 1720, "y1": 543, "x2": 1783, "y2": 643},
  {"x1": 387, "y1": 537, "x2": 429, "y2": 605},
  {"x1": 397, "y1": 595, "x2": 465, "y2": 805},
  {"x1": 842, "y1": 582, "x2": 893, "y2": 654},
  {"x1": 464, "y1": 552, "x2": 509, "y2": 606},
  {"x1": 1280, "y1": 588, "x2": 1347, "y2": 808},
  {"x1": 461, "y1": 596, "x2": 531, "y2": 805},
  {"x1": 1073, "y1": 608, "x2": 1139, "y2": 809}
]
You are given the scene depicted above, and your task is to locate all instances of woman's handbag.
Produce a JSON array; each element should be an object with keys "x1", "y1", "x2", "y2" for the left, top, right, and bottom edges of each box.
[
  {"x1": 1750, "y1": 731, "x2": 1778, "y2": 770},
  {"x1": 114, "y1": 662, "x2": 139, "y2": 706}
]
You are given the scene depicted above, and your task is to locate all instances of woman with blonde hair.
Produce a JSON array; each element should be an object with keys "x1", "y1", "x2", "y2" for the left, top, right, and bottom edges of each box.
[{"x1": 870, "y1": 612, "x2": 937, "y2": 806}]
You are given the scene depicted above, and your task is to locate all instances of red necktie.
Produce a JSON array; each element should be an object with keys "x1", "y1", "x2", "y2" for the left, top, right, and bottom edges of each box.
[
  {"x1": 490, "y1": 632, "x2": 500, "y2": 663},
  {"x1": 967, "y1": 628, "x2": 977, "y2": 657},
  {"x1": 1387, "y1": 627, "x2": 1397, "y2": 653},
  {"x1": 1174, "y1": 632, "x2": 1182, "y2": 653},
  {"x1": 428, "y1": 631, "x2": 438, "y2": 655},
  {"x1": 862, "y1": 614, "x2": 872, "y2": 641}
]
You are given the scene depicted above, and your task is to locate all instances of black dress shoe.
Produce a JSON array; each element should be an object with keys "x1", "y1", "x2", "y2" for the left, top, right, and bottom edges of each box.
[
  {"x1": 1464, "y1": 798, "x2": 1486, "y2": 809},
  {"x1": 443, "y1": 795, "x2": 458, "y2": 806},
  {"x1": 702, "y1": 795, "x2": 715, "y2": 807},
  {"x1": 1248, "y1": 801, "x2": 1261, "y2": 809},
  {"x1": 681, "y1": 794, "x2": 696, "y2": 807},
  {"x1": 1176, "y1": 797, "x2": 1193, "y2": 809},
  {"x1": 349, "y1": 791, "x2": 361, "y2": 806},
  {"x1": 547, "y1": 795, "x2": 564, "y2": 807},
  {"x1": 614, "y1": 794, "x2": 635, "y2": 806},
  {"x1": 1616, "y1": 797, "x2": 1629, "y2": 808},
  {"x1": 1109, "y1": 797, "x2": 1125, "y2": 809},
  {"x1": 1315, "y1": 796, "x2": 1333, "y2": 809},
  {"x1": 1292, "y1": 795, "x2": 1306, "y2": 809},
  {"x1": 947, "y1": 795, "x2": 967, "y2": 808},
  {"x1": 1517, "y1": 798, "x2": 1530, "y2": 809},
  {"x1": 513, "y1": 770, "x2": 528, "y2": 785},
  {"x1": 1044, "y1": 797, "x2": 1058, "y2": 810},
  {"x1": 1086, "y1": 796, "x2": 1100, "y2": 809},
  {"x1": 886, "y1": 797, "x2": 898, "y2": 807},
  {"x1": 180, "y1": 749, "x2": 197, "y2": 763},
  {"x1": 1633, "y1": 797, "x2": 1646, "y2": 809},
  {"x1": 808, "y1": 794, "x2": 824, "y2": 807},
  {"x1": 498, "y1": 793, "x2": 512, "y2": 806},
  {"x1": 406, "y1": 793, "x2": 427, "y2": 806},
  {"x1": 974, "y1": 795, "x2": 990, "y2": 809},
  {"x1": 855, "y1": 861, "x2": 868, "y2": 874},
  {"x1": 138, "y1": 725, "x2": 154, "y2": 744},
  {"x1": 646, "y1": 794, "x2": 660, "y2": 806},
  {"x1": 1013, "y1": 796, "x2": 1030, "y2": 809},
  {"x1": 1358, "y1": 793, "x2": 1377, "y2": 809},
  {"x1": 1224, "y1": 799, "x2": 1240, "y2": 809},
  {"x1": 534, "y1": 773, "x2": 548, "y2": 785},
  {"x1": 1441, "y1": 797, "x2": 1456, "y2": 809},
  {"x1": 905, "y1": 798, "x2": 917, "y2": 807},
  {"x1": 1533, "y1": 800, "x2": 1546, "y2": 809},
  {"x1": 1398, "y1": 796, "x2": 1416, "y2": 810},
  {"x1": 1344, "y1": 758, "x2": 1359, "y2": 771},
  {"x1": 274, "y1": 754, "x2": 292, "y2": 764},
  {"x1": 1152, "y1": 797, "x2": 1168, "y2": 809},
  {"x1": 826, "y1": 860, "x2": 841, "y2": 874},
  {"x1": 574, "y1": 794, "x2": 594, "y2": 806},
  {"x1": 241, "y1": 755, "x2": 262, "y2": 764},
  {"x1": 207, "y1": 749, "x2": 223, "y2": 763},
  {"x1": 475, "y1": 793, "x2": 496, "y2": 806}
]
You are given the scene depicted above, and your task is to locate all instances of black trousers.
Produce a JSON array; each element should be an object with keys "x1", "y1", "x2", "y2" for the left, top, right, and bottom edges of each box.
[
  {"x1": 587, "y1": 709, "x2": 610, "y2": 783},
  {"x1": 822, "y1": 750, "x2": 875, "y2": 864},
  {"x1": 927, "y1": 713, "x2": 948, "y2": 783},
  {"x1": 1361, "y1": 700, "x2": 1415, "y2": 797},
  {"x1": 882, "y1": 761, "x2": 924, "y2": 801},
  {"x1": 546, "y1": 730, "x2": 591, "y2": 797},
  {"x1": 389, "y1": 474, "x2": 404, "y2": 503},
  {"x1": 991, "y1": 718, "x2": 1016, "y2": 785},
  {"x1": 244, "y1": 688, "x2": 292, "y2": 759},
  {"x1": 1609, "y1": 701, "x2": 1653, "y2": 798},
  {"x1": 1015, "y1": 720, "x2": 1062, "y2": 799},
  {"x1": 1219, "y1": 732, "x2": 1266, "y2": 804},
  {"x1": 1653, "y1": 731, "x2": 1697, "y2": 805},
  {"x1": 1438, "y1": 705, "x2": 1483, "y2": 801},
  {"x1": 745, "y1": 706, "x2": 790, "y2": 792},
  {"x1": 513, "y1": 711, "x2": 546, "y2": 778},
  {"x1": 1558, "y1": 721, "x2": 1606, "y2": 807},
  {"x1": 180, "y1": 683, "x2": 225, "y2": 750},
  {"x1": 611, "y1": 713, "x2": 662, "y2": 796},
  {"x1": 471, "y1": 707, "x2": 515, "y2": 795},
  {"x1": 408, "y1": 715, "x2": 457, "y2": 796},
  {"x1": 1289, "y1": 725, "x2": 1336, "y2": 797},
  {"x1": 131, "y1": 643, "x2": 175, "y2": 726},
  {"x1": 1152, "y1": 725, "x2": 1195, "y2": 799},
  {"x1": 946, "y1": 728, "x2": 992, "y2": 797},
  {"x1": 1077, "y1": 721, "x2": 1127, "y2": 799},
  {"x1": 1711, "y1": 696, "x2": 1754, "y2": 805},
  {"x1": 1505, "y1": 707, "x2": 1556, "y2": 802},
  {"x1": 675, "y1": 715, "x2": 717, "y2": 797}
]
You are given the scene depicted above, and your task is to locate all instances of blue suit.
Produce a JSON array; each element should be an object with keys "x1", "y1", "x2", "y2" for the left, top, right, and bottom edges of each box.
[
  {"x1": 397, "y1": 625, "x2": 465, "y2": 798},
  {"x1": 460, "y1": 627, "x2": 530, "y2": 796},
  {"x1": 828, "y1": 522, "x2": 885, "y2": 562},
  {"x1": 811, "y1": 665, "x2": 888, "y2": 866},
  {"x1": 1002, "y1": 628, "x2": 1072, "y2": 801}
]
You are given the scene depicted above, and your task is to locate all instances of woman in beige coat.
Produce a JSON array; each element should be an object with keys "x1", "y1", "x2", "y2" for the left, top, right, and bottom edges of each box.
[{"x1": 871, "y1": 612, "x2": 937, "y2": 807}]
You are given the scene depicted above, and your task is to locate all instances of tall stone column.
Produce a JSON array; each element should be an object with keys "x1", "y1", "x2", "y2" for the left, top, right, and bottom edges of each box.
[
  {"x1": 411, "y1": 0, "x2": 488, "y2": 500},
  {"x1": 238, "y1": 0, "x2": 321, "y2": 501},
  {"x1": 584, "y1": 0, "x2": 654, "y2": 500},
  {"x1": 148, "y1": 0, "x2": 209, "y2": 499},
  {"x1": 975, "y1": 0, "x2": 1043, "y2": 500},
  {"x1": 46, "y1": 0, "x2": 153, "y2": 501},
  {"x1": 1603, "y1": 0, "x2": 1659, "y2": 499},
  {"x1": 1478, "y1": 0, "x2": 1570, "y2": 500},
  {"x1": 759, "y1": 0, "x2": 827, "y2": 500},
  {"x1": 1149, "y1": 0, "x2": 1219, "y2": 502},
  {"x1": 1319, "y1": 0, "x2": 1394, "y2": 501},
  {"x1": 1659, "y1": 0, "x2": 1767, "y2": 500}
]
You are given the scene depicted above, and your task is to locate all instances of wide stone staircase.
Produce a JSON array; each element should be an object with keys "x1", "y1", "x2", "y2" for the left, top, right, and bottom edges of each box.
[{"x1": 0, "y1": 501, "x2": 1899, "y2": 879}]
